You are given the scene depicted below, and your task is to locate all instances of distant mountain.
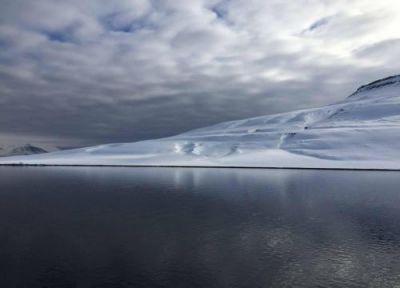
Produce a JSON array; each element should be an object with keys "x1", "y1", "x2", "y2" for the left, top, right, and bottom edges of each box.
[
  {"x1": 11, "y1": 144, "x2": 47, "y2": 156},
  {"x1": 1, "y1": 75, "x2": 400, "y2": 169},
  {"x1": 0, "y1": 144, "x2": 48, "y2": 157}
]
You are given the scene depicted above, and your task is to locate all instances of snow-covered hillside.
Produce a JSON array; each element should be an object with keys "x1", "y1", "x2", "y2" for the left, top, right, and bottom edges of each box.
[
  {"x1": 1, "y1": 75, "x2": 400, "y2": 169},
  {"x1": 0, "y1": 144, "x2": 48, "y2": 157}
]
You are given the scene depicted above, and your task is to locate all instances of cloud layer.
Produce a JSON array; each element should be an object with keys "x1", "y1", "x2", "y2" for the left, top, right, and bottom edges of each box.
[{"x1": 1, "y1": 0, "x2": 400, "y2": 146}]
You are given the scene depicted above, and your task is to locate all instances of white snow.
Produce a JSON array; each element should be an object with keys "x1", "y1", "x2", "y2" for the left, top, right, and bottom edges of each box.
[{"x1": 1, "y1": 76, "x2": 400, "y2": 169}]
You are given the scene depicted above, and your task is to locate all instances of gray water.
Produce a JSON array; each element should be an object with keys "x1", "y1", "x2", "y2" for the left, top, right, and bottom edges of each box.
[{"x1": 1, "y1": 167, "x2": 400, "y2": 287}]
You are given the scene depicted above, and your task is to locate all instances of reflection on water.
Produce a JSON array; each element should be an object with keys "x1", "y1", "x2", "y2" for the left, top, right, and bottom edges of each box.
[{"x1": 0, "y1": 167, "x2": 400, "y2": 287}]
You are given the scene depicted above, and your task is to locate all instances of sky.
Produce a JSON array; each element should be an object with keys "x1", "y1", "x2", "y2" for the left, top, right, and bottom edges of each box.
[{"x1": 1, "y1": 0, "x2": 400, "y2": 148}]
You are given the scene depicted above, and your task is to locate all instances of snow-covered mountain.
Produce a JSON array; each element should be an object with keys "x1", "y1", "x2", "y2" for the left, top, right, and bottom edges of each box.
[
  {"x1": 0, "y1": 144, "x2": 48, "y2": 157},
  {"x1": 1, "y1": 75, "x2": 400, "y2": 169}
]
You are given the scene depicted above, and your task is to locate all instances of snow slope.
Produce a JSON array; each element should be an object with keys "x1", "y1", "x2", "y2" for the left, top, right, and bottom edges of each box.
[
  {"x1": 0, "y1": 144, "x2": 48, "y2": 157},
  {"x1": 1, "y1": 75, "x2": 400, "y2": 169}
]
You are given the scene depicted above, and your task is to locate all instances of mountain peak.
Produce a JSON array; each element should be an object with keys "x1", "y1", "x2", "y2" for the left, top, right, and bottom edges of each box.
[
  {"x1": 10, "y1": 144, "x2": 47, "y2": 156},
  {"x1": 350, "y1": 75, "x2": 400, "y2": 97}
]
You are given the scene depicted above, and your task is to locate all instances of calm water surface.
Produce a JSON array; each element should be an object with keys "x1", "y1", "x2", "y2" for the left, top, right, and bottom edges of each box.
[{"x1": 1, "y1": 167, "x2": 400, "y2": 287}]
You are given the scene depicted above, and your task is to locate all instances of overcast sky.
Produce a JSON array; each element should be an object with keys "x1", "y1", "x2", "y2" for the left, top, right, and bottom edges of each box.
[{"x1": 1, "y1": 0, "x2": 400, "y2": 147}]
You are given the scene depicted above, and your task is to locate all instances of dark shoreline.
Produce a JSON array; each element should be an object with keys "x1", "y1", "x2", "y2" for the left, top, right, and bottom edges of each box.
[{"x1": 0, "y1": 163, "x2": 399, "y2": 171}]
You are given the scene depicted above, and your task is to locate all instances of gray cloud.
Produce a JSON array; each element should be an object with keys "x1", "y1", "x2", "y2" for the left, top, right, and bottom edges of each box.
[
  {"x1": 355, "y1": 39, "x2": 400, "y2": 64},
  {"x1": 1, "y1": 0, "x2": 400, "y2": 147}
]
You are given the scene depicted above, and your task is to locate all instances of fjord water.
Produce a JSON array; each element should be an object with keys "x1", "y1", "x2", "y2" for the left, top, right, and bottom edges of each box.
[{"x1": 1, "y1": 167, "x2": 400, "y2": 287}]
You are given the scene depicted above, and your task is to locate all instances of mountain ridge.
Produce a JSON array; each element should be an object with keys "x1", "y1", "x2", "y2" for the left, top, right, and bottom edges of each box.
[
  {"x1": 0, "y1": 144, "x2": 48, "y2": 157},
  {"x1": 350, "y1": 75, "x2": 400, "y2": 96}
]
